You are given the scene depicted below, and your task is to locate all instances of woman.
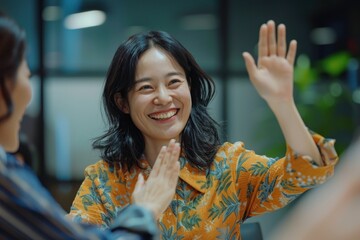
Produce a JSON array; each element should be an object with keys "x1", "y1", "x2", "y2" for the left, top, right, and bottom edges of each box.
[
  {"x1": 0, "y1": 12, "x2": 180, "y2": 239},
  {"x1": 69, "y1": 20, "x2": 338, "y2": 239}
]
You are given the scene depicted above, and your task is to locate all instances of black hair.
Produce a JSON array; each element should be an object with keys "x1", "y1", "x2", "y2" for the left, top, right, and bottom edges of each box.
[
  {"x1": 0, "y1": 12, "x2": 26, "y2": 122},
  {"x1": 93, "y1": 31, "x2": 220, "y2": 170}
]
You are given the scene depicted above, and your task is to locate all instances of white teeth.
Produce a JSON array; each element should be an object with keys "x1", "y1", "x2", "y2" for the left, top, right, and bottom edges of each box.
[{"x1": 149, "y1": 110, "x2": 177, "y2": 120}]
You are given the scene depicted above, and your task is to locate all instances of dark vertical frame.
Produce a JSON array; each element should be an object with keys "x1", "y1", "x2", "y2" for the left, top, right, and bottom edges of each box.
[
  {"x1": 37, "y1": 0, "x2": 46, "y2": 179},
  {"x1": 219, "y1": 0, "x2": 229, "y2": 140}
]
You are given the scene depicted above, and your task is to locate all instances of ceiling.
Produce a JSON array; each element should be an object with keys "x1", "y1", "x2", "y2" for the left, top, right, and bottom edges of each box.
[{"x1": 0, "y1": 0, "x2": 358, "y2": 76}]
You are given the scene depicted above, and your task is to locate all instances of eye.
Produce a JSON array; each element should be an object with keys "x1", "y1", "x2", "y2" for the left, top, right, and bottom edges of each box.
[
  {"x1": 169, "y1": 79, "x2": 182, "y2": 86},
  {"x1": 137, "y1": 84, "x2": 153, "y2": 92}
]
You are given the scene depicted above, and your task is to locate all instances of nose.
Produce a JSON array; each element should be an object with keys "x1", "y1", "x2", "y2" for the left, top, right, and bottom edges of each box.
[{"x1": 153, "y1": 86, "x2": 172, "y2": 105}]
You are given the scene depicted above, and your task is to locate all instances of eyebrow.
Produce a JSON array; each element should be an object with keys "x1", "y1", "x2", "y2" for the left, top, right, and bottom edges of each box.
[{"x1": 134, "y1": 71, "x2": 185, "y2": 84}]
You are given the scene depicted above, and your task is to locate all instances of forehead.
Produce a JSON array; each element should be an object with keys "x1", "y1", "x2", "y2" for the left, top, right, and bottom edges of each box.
[{"x1": 135, "y1": 47, "x2": 184, "y2": 75}]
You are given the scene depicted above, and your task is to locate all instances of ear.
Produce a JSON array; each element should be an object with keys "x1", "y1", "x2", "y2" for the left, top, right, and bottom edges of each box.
[{"x1": 114, "y1": 93, "x2": 129, "y2": 113}]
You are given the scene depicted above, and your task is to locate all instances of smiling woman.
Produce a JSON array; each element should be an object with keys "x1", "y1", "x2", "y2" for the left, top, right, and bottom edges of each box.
[
  {"x1": 91, "y1": 30, "x2": 220, "y2": 171},
  {"x1": 115, "y1": 48, "x2": 192, "y2": 166},
  {"x1": 69, "y1": 24, "x2": 339, "y2": 240}
]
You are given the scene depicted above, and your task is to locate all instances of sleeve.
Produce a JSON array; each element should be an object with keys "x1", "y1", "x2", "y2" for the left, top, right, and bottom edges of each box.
[
  {"x1": 0, "y1": 154, "x2": 158, "y2": 240},
  {"x1": 69, "y1": 164, "x2": 116, "y2": 228},
  {"x1": 0, "y1": 154, "x2": 110, "y2": 239},
  {"x1": 111, "y1": 204, "x2": 159, "y2": 239},
  {"x1": 232, "y1": 132, "x2": 338, "y2": 221}
]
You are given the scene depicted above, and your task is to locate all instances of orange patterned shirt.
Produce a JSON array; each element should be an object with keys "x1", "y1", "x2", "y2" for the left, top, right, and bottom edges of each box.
[{"x1": 69, "y1": 133, "x2": 338, "y2": 239}]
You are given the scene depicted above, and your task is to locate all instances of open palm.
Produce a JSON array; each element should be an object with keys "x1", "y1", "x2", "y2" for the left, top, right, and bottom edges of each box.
[
  {"x1": 132, "y1": 139, "x2": 180, "y2": 219},
  {"x1": 243, "y1": 20, "x2": 297, "y2": 103}
]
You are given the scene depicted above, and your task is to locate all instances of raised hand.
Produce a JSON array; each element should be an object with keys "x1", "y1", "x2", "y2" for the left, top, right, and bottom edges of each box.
[
  {"x1": 242, "y1": 20, "x2": 323, "y2": 164},
  {"x1": 243, "y1": 20, "x2": 297, "y2": 104},
  {"x1": 132, "y1": 139, "x2": 180, "y2": 219}
]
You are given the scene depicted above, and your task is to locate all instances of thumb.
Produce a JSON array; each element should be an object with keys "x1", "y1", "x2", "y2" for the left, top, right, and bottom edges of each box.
[{"x1": 242, "y1": 52, "x2": 257, "y2": 81}]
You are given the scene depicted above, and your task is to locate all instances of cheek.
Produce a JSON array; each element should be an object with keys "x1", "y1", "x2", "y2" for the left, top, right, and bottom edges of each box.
[
  {"x1": 180, "y1": 87, "x2": 192, "y2": 107},
  {"x1": 128, "y1": 96, "x2": 150, "y2": 119},
  {"x1": 23, "y1": 83, "x2": 32, "y2": 105},
  {"x1": 14, "y1": 82, "x2": 32, "y2": 110},
  {"x1": 27, "y1": 84, "x2": 32, "y2": 103}
]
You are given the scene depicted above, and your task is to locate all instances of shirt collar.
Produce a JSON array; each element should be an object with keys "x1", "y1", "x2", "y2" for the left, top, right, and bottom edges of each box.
[
  {"x1": 134, "y1": 157, "x2": 207, "y2": 194},
  {"x1": 178, "y1": 157, "x2": 207, "y2": 194}
]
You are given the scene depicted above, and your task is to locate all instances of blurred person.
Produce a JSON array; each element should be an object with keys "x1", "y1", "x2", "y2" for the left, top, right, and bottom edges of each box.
[
  {"x1": 269, "y1": 135, "x2": 360, "y2": 240},
  {"x1": 69, "y1": 20, "x2": 339, "y2": 239},
  {"x1": 0, "y1": 12, "x2": 180, "y2": 240}
]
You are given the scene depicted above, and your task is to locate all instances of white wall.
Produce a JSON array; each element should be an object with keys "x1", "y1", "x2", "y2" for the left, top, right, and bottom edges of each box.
[{"x1": 45, "y1": 77, "x2": 105, "y2": 180}]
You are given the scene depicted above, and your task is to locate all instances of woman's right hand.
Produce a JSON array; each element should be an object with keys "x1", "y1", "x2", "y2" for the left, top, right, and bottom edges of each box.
[
  {"x1": 242, "y1": 20, "x2": 297, "y2": 104},
  {"x1": 132, "y1": 139, "x2": 181, "y2": 219}
]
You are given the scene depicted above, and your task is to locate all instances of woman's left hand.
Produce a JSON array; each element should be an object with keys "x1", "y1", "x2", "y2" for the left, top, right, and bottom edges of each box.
[{"x1": 243, "y1": 20, "x2": 297, "y2": 104}]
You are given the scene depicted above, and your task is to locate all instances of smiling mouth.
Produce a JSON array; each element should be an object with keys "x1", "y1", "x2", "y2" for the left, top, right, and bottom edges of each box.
[{"x1": 148, "y1": 109, "x2": 179, "y2": 120}]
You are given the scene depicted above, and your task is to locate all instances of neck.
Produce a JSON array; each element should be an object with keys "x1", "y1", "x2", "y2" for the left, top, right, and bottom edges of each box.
[{"x1": 143, "y1": 137, "x2": 180, "y2": 167}]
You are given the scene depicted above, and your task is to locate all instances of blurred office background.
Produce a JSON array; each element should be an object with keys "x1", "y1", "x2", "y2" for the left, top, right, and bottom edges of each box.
[{"x1": 0, "y1": 0, "x2": 359, "y2": 238}]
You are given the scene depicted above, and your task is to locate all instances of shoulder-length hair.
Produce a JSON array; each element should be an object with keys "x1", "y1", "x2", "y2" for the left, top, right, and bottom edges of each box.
[
  {"x1": 93, "y1": 30, "x2": 220, "y2": 170},
  {"x1": 0, "y1": 13, "x2": 26, "y2": 122}
]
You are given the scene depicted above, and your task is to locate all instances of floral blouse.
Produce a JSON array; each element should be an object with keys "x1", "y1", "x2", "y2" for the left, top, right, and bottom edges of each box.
[{"x1": 69, "y1": 133, "x2": 338, "y2": 239}]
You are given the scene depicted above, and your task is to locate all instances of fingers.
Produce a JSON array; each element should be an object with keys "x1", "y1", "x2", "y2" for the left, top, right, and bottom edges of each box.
[
  {"x1": 150, "y1": 139, "x2": 179, "y2": 179},
  {"x1": 258, "y1": 24, "x2": 268, "y2": 60},
  {"x1": 287, "y1": 40, "x2": 297, "y2": 65},
  {"x1": 149, "y1": 145, "x2": 167, "y2": 178},
  {"x1": 257, "y1": 20, "x2": 295, "y2": 61},
  {"x1": 168, "y1": 161, "x2": 181, "y2": 190},
  {"x1": 267, "y1": 20, "x2": 276, "y2": 56},
  {"x1": 159, "y1": 141, "x2": 180, "y2": 177},
  {"x1": 134, "y1": 173, "x2": 145, "y2": 193},
  {"x1": 132, "y1": 173, "x2": 145, "y2": 203},
  {"x1": 277, "y1": 24, "x2": 286, "y2": 57}
]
